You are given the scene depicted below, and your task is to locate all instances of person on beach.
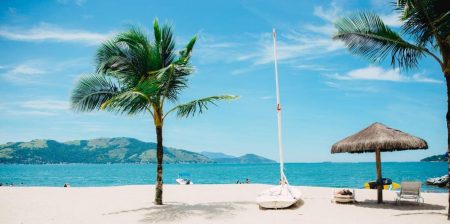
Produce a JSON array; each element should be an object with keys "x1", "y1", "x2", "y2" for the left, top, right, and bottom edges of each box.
[
  {"x1": 246, "y1": 178, "x2": 250, "y2": 184},
  {"x1": 64, "y1": 183, "x2": 70, "y2": 187}
]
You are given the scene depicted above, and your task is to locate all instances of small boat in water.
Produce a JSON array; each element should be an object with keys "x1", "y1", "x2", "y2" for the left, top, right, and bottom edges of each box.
[
  {"x1": 363, "y1": 178, "x2": 400, "y2": 190},
  {"x1": 426, "y1": 175, "x2": 448, "y2": 187},
  {"x1": 176, "y1": 173, "x2": 193, "y2": 185}
]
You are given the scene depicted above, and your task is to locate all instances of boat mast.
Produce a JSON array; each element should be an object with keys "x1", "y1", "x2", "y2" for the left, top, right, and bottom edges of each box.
[{"x1": 272, "y1": 28, "x2": 286, "y2": 185}]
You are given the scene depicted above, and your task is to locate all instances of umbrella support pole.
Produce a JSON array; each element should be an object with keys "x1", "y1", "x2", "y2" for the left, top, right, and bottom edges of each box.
[{"x1": 375, "y1": 148, "x2": 383, "y2": 203}]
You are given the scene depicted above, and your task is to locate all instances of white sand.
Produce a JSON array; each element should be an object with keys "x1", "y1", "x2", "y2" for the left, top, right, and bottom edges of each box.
[{"x1": 0, "y1": 184, "x2": 448, "y2": 224}]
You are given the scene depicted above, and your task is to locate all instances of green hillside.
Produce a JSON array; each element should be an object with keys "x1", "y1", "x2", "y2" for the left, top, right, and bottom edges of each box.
[
  {"x1": 0, "y1": 137, "x2": 212, "y2": 164},
  {"x1": 421, "y1": 154, "x2": 448, "y2": 162}
]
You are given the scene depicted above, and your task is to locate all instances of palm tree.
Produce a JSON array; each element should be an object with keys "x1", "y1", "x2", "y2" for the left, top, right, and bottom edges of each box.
[
  {"x1": 70, "y1": 19, "x2": 237, "y2": 205},
  {"x1": 332, "y1": 0, "x2": 449, "y2": 217}
]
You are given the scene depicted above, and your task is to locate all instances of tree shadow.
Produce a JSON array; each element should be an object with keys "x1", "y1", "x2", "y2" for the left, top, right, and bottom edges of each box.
[
  {"x1": 354, "y1": 200, "x2": 446, "y2": 211},
  {"x1": 106, "y1": 201, "x2": 254, "y2": 223}
]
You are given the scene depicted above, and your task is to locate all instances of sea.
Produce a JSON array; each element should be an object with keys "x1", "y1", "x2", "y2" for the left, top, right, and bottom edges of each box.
[{"x1": 0, "y1": 162, "x2": 447, "y2": 192}]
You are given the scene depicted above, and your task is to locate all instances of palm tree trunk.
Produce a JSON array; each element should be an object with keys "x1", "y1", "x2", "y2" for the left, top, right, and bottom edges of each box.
[
  {"x1": 154, "y1": 125, "x2": 163, "y2": 205},
  {"x1": 446, "y1": 74, "x2": 450, "y2": 220}
]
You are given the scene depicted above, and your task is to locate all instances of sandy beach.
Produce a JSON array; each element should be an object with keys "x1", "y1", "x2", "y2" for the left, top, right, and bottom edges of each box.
[{"x1": 0, "y1": 184, "x2": 447, "y2": 224}]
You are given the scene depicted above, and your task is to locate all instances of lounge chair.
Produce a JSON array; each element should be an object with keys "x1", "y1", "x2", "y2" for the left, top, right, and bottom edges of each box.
[
  {"x1": 332, "y1": 189, "x2": 355, "y2": 203},
  {"x1": 395, "y1": 181, "x2": 424, "y2": 205}
]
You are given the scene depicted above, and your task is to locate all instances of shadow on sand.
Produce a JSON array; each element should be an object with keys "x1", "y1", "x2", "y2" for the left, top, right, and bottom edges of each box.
[
  {"x1": 354, "y1": 199, "x2": 446, "y2": 214},
  {"x1": 107, "y1": 201, "x2": 254, "y2": 223}
]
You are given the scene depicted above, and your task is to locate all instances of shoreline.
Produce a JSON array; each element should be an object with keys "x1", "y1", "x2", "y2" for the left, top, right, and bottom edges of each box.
[
  {"x1": 1, "y1": 184, "x2": 448, "y2": 224},
  {"x1": 1, "y1": 184, "x2": 448, "y2": 193}
]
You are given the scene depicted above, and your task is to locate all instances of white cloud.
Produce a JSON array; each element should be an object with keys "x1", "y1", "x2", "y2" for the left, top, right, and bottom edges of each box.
[
  {"x1": 194, "y1": 2, "x2": 346, "y2": 69},
  {"x1": 9, "y1": 64, "x2": 46, "y2": 75},
  {"x1": 380, "y1": 12, "x2": 403, "y2": 27},
  {"x1": 290, "y1": 64, "x2": 334, "y2": 71},
  {"x1": 236, "y1": 2, "x2": 345, "y2": 65},
  {"x1": 329, "y1": 66, "x2": 441, "y2": 83},
  {"x1": 1, "y1": 58, "x2": 91, "y2": 84},
  {"x1": 20, "y1": 100, "x2": 70, "y2": 110},
  {"x1": 57, "y1": 0, "x2": 86, "y2": 6},
  {"x1": 1, "y1": 99, "x2": 70, "y2": 117},
  {"x1": 2, "y1": 62, "x2": 47, "y2": 84},
  {"x1": 324, "y1": 81, "x2": 380, "y2": 93},
  {"x1": 0, "y1": 23, "x2": 112, "y2": 45},
  {"x1": 245, "y1": 31, "x2": 344, "y2": 65},
  {"x1": 313, "y1": 2, "x2": 342, "y2": 23},
  {"x1": 9, "y1": 110, "x2": 57, "y2": 116},
  {"x1": 259, "y1": 96, "x2": 274, "y2": 100}
]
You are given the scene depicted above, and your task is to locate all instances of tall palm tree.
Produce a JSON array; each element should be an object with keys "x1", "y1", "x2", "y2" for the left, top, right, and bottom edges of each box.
[
  {"x1": 332, "y1": 0, "x2": 449, "y2": 217},
  {"x1": 70, "y1": 19, "x2": 237, "y2": 205}
]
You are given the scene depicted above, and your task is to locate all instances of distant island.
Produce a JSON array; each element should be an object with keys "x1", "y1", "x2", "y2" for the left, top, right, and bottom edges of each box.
[
  {"x1": 201, "y1": 151, "x2": 275, "y2": 163},
  {"x1": 0, "y1": 137, "x2": 275, "y2": 164},
  {"x1": 421, "y1": 153, "x2": 448, "y2": 162}
]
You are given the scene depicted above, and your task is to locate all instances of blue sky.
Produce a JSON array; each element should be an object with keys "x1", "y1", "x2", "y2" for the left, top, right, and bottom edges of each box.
[{"x1": 0, "y1": 0, "x2": 446, "y2": 162}]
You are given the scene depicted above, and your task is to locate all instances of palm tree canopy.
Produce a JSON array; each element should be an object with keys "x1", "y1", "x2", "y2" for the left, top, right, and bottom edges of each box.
[
  {"x1": 397, "y1": 0, "x2": 450, "y2": 50},
  {"x1": 71, "y1": 19, "x2": 236, "y2": 118},
  {"x1": 333, "y1": 0, "x2": 449, "y2": 71}
]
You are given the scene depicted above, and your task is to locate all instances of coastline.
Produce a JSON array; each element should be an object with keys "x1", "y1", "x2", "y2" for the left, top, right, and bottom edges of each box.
[{"x1": 1, "y1": 184, "x2": 447, "y2": 224}]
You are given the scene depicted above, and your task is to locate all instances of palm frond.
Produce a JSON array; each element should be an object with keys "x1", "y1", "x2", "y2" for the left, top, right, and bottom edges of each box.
[
  {"x1": 333, "y1": 12, "x2": 426, "y2": 69},
  {"x1": 159, "y1": 23, "x2": 176, "y2": 67},
  {"x1": 101, "y1": 79, "x2": 159, "y2": 115},
  {"x1": 96, "y1": 39, "x2": 142, "y2": 89},
  {"x1": 156, "y1": 63, "x2": 193, "y2": 103},
  {"x1": 115, "y1": 27, "x2": 153, "y2": 73},
  {"x1": 178, "y1": 36, "x2": 197, "y2": 64},
  {"x1": 96, "y1": 27, "x2": 157, "y2": 89},
  {"x1": 71, "y1": 74, "x2": 120, "y2": 112},
  {"x1": 165, "y1": 95, "x2": 238, "y2": 119},
  {"x1": 397, "y1": 0, "x2": 450, "y2": 48}
]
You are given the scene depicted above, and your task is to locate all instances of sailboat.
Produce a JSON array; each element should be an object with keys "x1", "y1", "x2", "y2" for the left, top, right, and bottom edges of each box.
[{"x1": 255, "y1": 29, "x2": 302, "y2": 209}]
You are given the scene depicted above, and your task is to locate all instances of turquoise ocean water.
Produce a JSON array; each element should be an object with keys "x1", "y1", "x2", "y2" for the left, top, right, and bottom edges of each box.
[{"x1": 0, "y1": 162, "x2": 447, "y2": 192}]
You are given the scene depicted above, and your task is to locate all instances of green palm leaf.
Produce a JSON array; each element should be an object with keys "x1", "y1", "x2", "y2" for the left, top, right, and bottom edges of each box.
[
  {"x1": 397, "y1": 0, "x2": 450, "y2": 48},
  {"x1": 166, "y1": 95, "x2": 238, "y2": 118},
  {"x1": 71, "y1": 74, "x2": 120, "y2": 112},
  {"x1": 101, "y1": 79, "x2": 160, "y2": 115},
  {"x1": 333, "y1": 12, "x2": 426, "y2": 69}
]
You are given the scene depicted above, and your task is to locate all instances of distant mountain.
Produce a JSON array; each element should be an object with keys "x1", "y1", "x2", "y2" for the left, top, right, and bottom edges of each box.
[
  {"x1": 201, "y1": 151, "x2": 275, "y2": 164},
  {"x1": 421, "y1": 153, "x2": 448, "y2": 162},
  {"x1": 200, "y1": 151, "x2": 235, "y2": 159},
  {"x1": 0, "y1": 138, "x2": 212, "y2": 164}
]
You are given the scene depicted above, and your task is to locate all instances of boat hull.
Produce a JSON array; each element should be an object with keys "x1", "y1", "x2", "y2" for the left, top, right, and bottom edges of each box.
[
  {"x1": 256, "y1": 185, "x2": 301, "y2": 209},
  {"x1": 176, "y1": 178, "x2": 192, "y2": 185}
]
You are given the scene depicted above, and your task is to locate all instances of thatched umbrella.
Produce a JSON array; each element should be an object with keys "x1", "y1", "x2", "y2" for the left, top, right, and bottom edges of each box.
[{"x1": 331, "y1": 122, "x2": 428, "y2": 203}]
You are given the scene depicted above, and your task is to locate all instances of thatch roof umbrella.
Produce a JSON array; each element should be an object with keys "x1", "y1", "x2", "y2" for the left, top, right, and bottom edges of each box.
[{"x1": 331, "y1": 122, "x2": 428, "y2": 203}]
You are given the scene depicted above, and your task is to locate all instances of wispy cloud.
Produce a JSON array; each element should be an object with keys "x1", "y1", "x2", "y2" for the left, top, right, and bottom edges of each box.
[
  {"x1": 1, "y1": 58, "x2": 91, "y2": 84},
  {"x1": 241, "y1": 30, "x2": 344, "y2": 65},
  {"x1": 9, "y1": 110, "x2": 58, "y2": 116},
  {"x1": 2, "y1": 61, "x2": 47, "y2": 84},
  {"x1": 0, "y1": 23, "x2": 112, "y2": 45},
  {"x1": 194, "y1": 34, "x2": 242, "y2": 64},
  {"x1": 324, "y1": 81, "x2": 380, "y2": 93},
  {"x1": 329, "y1": 66, "x2": 441, "y2": 83},
  {"x1": 259, "y1": 96, "x2": 274, "y2": 100},
  {"x1": 57, "y1": 0, "x2": 87, "y2": 7},
  {"x1": 380, "y1": 11, "x2": 403, "y2": 27},
  {"x1": 290, "y1": 64, "x2": 335, "y2": 72},
  {"x1": 2, "y1": 99, "x2": 70, "y2": 117},
  {"x1": 20, "y1": 100, "x2": 70, "y2": 110}
]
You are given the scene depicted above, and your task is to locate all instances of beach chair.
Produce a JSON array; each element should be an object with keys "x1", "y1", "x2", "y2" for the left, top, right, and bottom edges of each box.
[{"x1": 395, "y1": 181, "x2": 424, "y2": 205}]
